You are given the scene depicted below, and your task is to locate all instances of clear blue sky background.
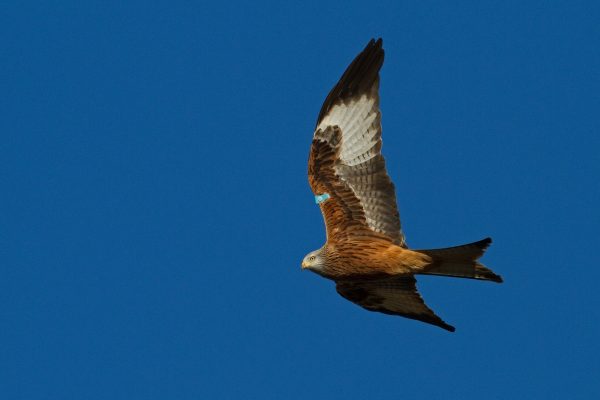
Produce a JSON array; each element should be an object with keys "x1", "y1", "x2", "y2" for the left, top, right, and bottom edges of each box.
[{"x1": 2, "y1": 1, "x2": 599, "y2": 399}]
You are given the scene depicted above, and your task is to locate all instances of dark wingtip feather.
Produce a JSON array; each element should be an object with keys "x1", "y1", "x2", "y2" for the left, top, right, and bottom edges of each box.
[
  {"x1": 426, "y1": 317, "x2": 455, "y2": 332},
  {"x1": 427, "y1": 316, "x2": 455, "y2": 332},
  {"x1": 316, "y1": 38, "x2": 385, "y2": 126}
]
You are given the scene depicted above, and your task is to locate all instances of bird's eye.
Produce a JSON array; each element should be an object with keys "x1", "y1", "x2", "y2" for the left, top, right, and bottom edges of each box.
[{"x1": 309, "y1": 256, "x2": 315, "y2": 261}]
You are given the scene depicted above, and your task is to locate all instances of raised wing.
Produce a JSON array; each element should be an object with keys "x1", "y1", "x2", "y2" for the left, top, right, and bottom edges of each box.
[
  {"x1": 308, "y1": 38, "x2": 405, "y2": 246},
  {"x1": 336, "y1": 276, "x2": 455, "y2": 332}
]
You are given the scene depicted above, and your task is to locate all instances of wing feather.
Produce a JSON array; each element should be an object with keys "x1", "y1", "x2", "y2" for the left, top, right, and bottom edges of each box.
[
  {"x1": 308, "y1": 38, "x2": 405, "y2": 246},
  {"x1": 336, "y1": 277, "x2": 455, "y2": 332},
  {"x1": 309, "y1": 127, "x2": 374, "y2": 240}
]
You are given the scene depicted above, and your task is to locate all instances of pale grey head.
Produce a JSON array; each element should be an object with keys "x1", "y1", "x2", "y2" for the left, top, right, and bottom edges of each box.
[{"x1": 301, "y1": 248, "x2": 326, "y2": 272}]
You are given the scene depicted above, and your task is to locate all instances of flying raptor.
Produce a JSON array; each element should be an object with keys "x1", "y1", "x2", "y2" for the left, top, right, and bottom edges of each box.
[{"x1": 302, "y1": 38, "x2": 502, "y2": 332}]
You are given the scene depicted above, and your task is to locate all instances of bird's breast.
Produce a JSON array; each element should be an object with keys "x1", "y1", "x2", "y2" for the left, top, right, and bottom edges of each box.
[{"x1": 321, "y1": 240, "x2": 431, "y2": 279}]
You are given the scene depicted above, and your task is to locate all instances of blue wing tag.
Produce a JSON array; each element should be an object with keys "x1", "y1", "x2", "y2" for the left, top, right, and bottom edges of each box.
[{"x1": 314, "y1": 193, "x2": 330, "y2": 204}]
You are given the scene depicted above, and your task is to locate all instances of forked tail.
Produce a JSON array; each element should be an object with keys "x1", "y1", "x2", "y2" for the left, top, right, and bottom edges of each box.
[{"x1": 417, "y1": 237, "x2": 503, "y2": 283}]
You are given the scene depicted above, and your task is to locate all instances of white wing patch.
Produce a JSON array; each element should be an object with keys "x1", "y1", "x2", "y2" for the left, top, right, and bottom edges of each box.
[
  {"x1": 317, "y1": 95, "x2": 380, "y2": 166},
  {"x1": 315, "y1": 93, "x2": 404, "y2": 244}
]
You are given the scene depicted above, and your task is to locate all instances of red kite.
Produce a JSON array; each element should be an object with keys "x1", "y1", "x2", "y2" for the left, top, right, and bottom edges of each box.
[{"x1": 302, "y1": 39, "x2": 502, "y2": 332}]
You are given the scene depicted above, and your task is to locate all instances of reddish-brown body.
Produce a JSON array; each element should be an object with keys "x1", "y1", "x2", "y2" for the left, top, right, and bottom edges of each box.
[{"x1": 318, "y1": 239, "x2": 432, "y2": 280}]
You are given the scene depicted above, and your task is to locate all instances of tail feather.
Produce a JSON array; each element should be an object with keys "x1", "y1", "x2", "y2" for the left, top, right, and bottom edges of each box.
[{"x1": 417, "y1": 238, "x2": 503, "y2": 283}]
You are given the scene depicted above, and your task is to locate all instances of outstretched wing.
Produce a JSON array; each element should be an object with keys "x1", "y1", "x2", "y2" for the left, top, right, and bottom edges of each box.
[
  {"x1": 308, "y1": 38, "x2": 405, "y2": 246},
  {"x1": 336, "y1": 276, "x2": 455, "y2": 332}
]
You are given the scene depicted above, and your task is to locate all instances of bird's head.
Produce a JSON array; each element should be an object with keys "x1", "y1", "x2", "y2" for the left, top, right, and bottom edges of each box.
[{"x1": 301, "y1": 248, "x2": 326, "y2": 271}]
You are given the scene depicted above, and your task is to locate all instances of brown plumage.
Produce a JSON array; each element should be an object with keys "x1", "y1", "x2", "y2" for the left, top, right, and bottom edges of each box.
[{"x1": 302, "y1": 39, "x2": 502, "y2": 332}]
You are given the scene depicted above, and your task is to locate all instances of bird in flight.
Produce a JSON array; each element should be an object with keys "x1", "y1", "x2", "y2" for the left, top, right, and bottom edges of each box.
[{"x1": 302, "y1": 38, "x2": 502, "y2": 332}]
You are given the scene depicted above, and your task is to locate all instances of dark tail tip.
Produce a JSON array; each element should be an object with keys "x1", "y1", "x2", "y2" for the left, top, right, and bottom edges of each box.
[
  {"x1": 478, "y1": 237, "x2": 492, "y2": 249},
  {"x1": 484, "y1": 270, "x2": 503, "y2": 283}
]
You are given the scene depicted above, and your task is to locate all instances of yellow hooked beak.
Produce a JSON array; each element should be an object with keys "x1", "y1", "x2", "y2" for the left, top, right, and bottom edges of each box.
[{"x1": 301, "y1": 260, "x2": 308, "y2": 269}]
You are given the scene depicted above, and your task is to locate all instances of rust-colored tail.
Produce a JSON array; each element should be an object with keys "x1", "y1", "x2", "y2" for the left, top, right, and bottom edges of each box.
[{"x1": 417, "y1": 238, "x2": 502, "y2": 283}]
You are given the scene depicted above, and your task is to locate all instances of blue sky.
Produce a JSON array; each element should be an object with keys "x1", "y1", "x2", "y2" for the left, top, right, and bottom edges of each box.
[{"x1": 2, "y1": 1, "x2": 599, "y2": 398}]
